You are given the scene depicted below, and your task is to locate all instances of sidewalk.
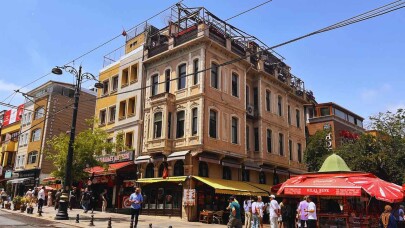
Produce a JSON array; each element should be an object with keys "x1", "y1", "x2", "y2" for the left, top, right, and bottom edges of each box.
[{"x1": 0, "y1": 207, "x2": 227, "y2": 228}]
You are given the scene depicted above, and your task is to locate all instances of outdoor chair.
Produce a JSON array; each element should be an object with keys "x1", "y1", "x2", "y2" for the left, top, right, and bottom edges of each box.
[{"x1": 213, "y1": 210, "x2": 224, "y2": 224}]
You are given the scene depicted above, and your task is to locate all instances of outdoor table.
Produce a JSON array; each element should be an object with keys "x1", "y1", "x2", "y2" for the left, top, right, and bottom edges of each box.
[{"x1": 199, "y1": 211, "x2": 213, "y2": 223}]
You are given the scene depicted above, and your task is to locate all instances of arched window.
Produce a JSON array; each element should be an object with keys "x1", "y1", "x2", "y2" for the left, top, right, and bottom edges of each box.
[
  {"x1": 242, "y1": 167, "x2": 250, "y2": 182},
  {"x1": 209, "y1": 110, "x2": 217, "y2": 138},
  {"x1": 259, "y1": 171, "x2": 266, "y2": 184},
  {"x1": 145, "y1": 163, "x2": 154, "y2": 178},
  {"x1": 222, "y1": 166, "x2": 232, "y2": 180},
  {"x1": 27, "y1": 151, "x2": 38, "y2": 164},
  {"x1": 198, "y1": 161, "x2": 209, "y2": 177},
  {"x1": 158, "y1": 162, "x2": 168, "y2": 177},
  {"x1": 173, "y1": 160, "x2": 184, "y2": 176}
]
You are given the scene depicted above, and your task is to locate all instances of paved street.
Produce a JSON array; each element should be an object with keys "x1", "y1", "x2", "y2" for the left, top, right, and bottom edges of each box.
[{"x1": 0, "y1": 207, "x2": 226, "y2": 228}]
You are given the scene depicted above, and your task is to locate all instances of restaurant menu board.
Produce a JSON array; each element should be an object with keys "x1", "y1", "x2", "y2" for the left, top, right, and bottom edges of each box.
[
  {"x1": 183, "y1": 189, "x2": 196, "y2": 206},
  {"x1": 284, "y1": 187, "x2": 361, "y2": 196}
]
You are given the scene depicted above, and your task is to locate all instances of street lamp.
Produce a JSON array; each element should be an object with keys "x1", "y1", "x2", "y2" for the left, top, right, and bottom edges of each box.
[{"x1": 52, "y1": 65, "x2": 103, "y2": 220}]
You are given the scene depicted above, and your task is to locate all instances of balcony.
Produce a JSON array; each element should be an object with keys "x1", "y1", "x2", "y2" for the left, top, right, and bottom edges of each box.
[
  {"x1": 148, "y1": 43, "x2": 169, "y2": 58},
  {"x1": 231, "y1": 40, "x2": 246, "y2": 57},
  {"x1": 1, "y1": 141, "x2": 16, "y2": 152},
  {"x1": 149, "y1": 92, "x2": 176, "y2": 105},
  {"x1": 250, "y1": 55, "x2": 259, "y2": 69},
  {"x1": 174, "y1": 25, "x2": 198, "y2": 47},
  {"x1": 209, "y1": 26, "x2": 226, "y2": 47}
]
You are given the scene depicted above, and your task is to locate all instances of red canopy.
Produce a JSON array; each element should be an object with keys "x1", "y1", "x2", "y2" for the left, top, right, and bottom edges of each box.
[
  {"x1": 86, "y1": 161, "x2": 134, "y2": 176},
  {"x1": 277, "y1": 172, "x2": 404, "y2": 203}
]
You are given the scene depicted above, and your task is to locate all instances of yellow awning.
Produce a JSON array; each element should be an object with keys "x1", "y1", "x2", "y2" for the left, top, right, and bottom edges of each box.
[
  {"x1": 136, "y1": 176, "x2": 187, "y2": 184},
  {"x1": 247, "y1": 182, "x2": 272, "y2": 194},
  {"x1": 193, "y1": 176, "x2": 268, "y2": 196}
]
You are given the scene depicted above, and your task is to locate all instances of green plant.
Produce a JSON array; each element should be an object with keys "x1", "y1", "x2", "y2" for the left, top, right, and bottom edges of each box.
[{"x1": 12, "y1": 196, "x2": 22, "y2": 205}]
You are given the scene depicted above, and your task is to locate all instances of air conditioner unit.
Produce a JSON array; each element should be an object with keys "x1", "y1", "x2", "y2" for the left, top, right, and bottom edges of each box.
[{"x1": 247, "y1": 105, "x2": 255, "y2": 116}]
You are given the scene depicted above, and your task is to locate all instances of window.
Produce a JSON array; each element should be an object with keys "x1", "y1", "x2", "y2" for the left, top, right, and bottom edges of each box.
[
  {"x1": 178, "y1": 64, "x2": 186, "y2": 90},
  {"x1": 109, "y1": 106, "x2": 116, "y2": 123},
  {"x1": 145, "y1": 163, "x2": 154, "y2": 178},
  {"x1": 27, "y1": 151, "x2": 38, "y2": 164},
  {"x1": 231, "y1": 73, "x2": 238, "y2": 97},
  {"x1": 119, "y1": 100, "x2": 126, "y2": 119},
  {"x1": 16, "y1": 156, "x2": 20, "y2": 167},
  {"x1": 320, "y1": 107, "x2": 330, "y2": 116},
  {"x1": 278, "y1": 96, "x2": 283, "y2": 116},
  {"x1": 154, "y1": 112, "x2": 162, "y2": 138},
  {"x1": 267, "y1": 129, "x2": 272, "y2": 153},
  {"x1": 34, "y1": 107, "x2": 45, "y2": 119},
  {"x1": 112, "y1": 75, "x2": 118, "y2": 91},
  {"x1": 151, "y1": 74, "x2": 159, "y2": 96},
  {"x1": 128, "y1": 97, "x2": 136, "y2": 116},
  {"x1": 130, "y1": 64, "x2": 138, "y2": 83},
  {"x1": 348, "y1": 115, "x2": 355, "y2": 124},
  {"x1": 288, "y1": 105, "x2": 291, "y2": 125},
  {"x1": 356, "y1": 119, "x2": 363, "y2": 128},
  {"x1": 168, "y1": 112, "x2": 172, "y2": 139},
  {"x1": 266, "y1": 90, "x2": 271, "y2": 111},
  {"x1": 253, "y1": 87, "x2": 259, "y2": 110},
  {"x1": 24, "y1": 133, "x2": 29, "y2": 145},
  {"x1": 176, "y1": 111, "x2": 185, "y2": 138},
  {"x1": 99, "y1": 109, "x2": 106, "y2": 125},
  {"x1": 334, "y1": 108, "x2": 347, "y2": 120},
  {"x1": 27, "y1": 112, "x2": 32, "y2": 124},
  {"x1": 125, "y1": 132, "x2": 133, "y2": 149},
  {"x1": 211, "y1": 63, "x2": 219, "y2": 89},
  {"x1": 31, "y1": 129, "x2": 41, "y2": 142},
  {"x1": 222, "y1": 166, "x2": 232, "y2": 180},
  {"x1": 11, "y1": 132, "x2": 19, "y2": 141},
  {"x1": 279, "y1": 133, "x2": 284, "y2": 156},
  {"x1": 254, "y1": 127, "x2": 259, "y2": 151},
  {"x1": 165, "y1": 69, "x2": 170, "y2": 93},
  {"x1": 259, "y1": 171, "x2": 266, "y2": 184},
  {"x1": 209, "y1": 110, "x2": 217, "y2": 138},
  {"x1": 121, "y1": 68, "x2": 129, "y2": 87},
  {"x1": 158, "y1": 162, "x2": 168, "y2": 177},
  {"x1": 198, "y1": 161, "x2": 209, "y2": 177},
  {"x1": 296, "y1": 109, "x2": 301, "y2": 128},
  {"x1": 297, "y1": 143, "x2": 302, "y2": 163},
  {"x1": 230, "y1": 117, "x2": 238, "y2": 144},
  {"x1": 192, "y1": 108, "x2": 198, "y2": 135},
  {"x1": 173, "y1": 160, "x2": 184, "y2": 176},
  {"x1": 193, "y1": 59, "x2": 199, "y2": 85},
  {"x1": 289, "y1": 140, "x2": 293, "y2": 161},
  {"x1": 246, "y1": 86, "x2": 250, "y2": 106},
  {"x1": 242, "y1": 167, "x2": 250, "y2": 182},
  {"x1": 21, "y1": 155, "x2": 25, "y2": 166},
  {"x1": 102, "y1": 80, "x2": 109, "y2": 95},
  {"x1": 246, "y1": 126, "x2": 250, "y2": 150}
]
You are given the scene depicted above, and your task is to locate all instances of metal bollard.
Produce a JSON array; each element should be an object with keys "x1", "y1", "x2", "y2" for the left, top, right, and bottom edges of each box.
[
  {"x1": 91, "y1": 208, "x2": 94, "y2": 214},
  {"x1": 76, "y1": 214, "x2": 79, "y2": 223},
  {"x1": 89, "y1": 215, "x2": 95, "y2": 226},
  {"x1": 107, "y1": 217, "x2": 112, "y2": 228},
  {"x1": 168, "y1": 226, "x2": 173, "y2": 228},
  {"x1": 149, "y1": 224, "x2": 153, "y2": 228}
]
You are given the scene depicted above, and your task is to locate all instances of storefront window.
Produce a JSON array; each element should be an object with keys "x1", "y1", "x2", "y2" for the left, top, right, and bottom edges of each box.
[
  {"x1": 198, "y1": 161, "x2": 209, "y2": 177},
  {"x1": 242, "y1": 167, "x2": 250, "y2": 182},
  {"x1": 222, "y1": 166, "x2": 231, "y2": 180},
  {"x1": 173, "y1": 160, "x2": 184, "y2": 176},
  {"x1": 145, "y1": 163, "x2": 154, "y2": 178}
]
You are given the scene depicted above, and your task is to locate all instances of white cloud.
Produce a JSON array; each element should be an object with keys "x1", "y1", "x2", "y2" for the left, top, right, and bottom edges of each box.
[
  {"x1": 360, "y1": 83, "x2": 391, "y2": 102},
  {"x1": 0, "y1": 80, "x2": 20, "y2": 93}
]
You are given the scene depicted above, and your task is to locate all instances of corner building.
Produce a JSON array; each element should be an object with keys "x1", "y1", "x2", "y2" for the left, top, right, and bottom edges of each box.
[{"x1": 137, "y1": 5, "x2": 316, "y2": 220}]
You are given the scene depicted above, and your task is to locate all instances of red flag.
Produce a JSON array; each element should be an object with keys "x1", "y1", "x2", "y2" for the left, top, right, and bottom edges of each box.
[
  {"x1": 122, "y1": 29, "x2": 127, "y2": 37},
  {"x1": 162, "y1": 167, "x2": 168, "y2": 179}
]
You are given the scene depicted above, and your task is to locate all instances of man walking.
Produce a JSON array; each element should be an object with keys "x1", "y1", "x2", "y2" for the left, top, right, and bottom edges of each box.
[
  {"x1": 227, "y1": 196, "x2": 242, "y2": 228},
  {"x1": 37, "y1": 186, "x2": 45, "y2": 213},
  {"x1": 54, "y1": 189, "x2": 62, "y2": 210},
  {"x1": 305, "y1": 196, "x2": 317, "y2": 228},
  {"x1": 297, "y1": 196, "x2": 308, "y2": 228},
  {"x1": 269, "y1": 195, "x2": 280, "y2": 228},
  {"x1": 129, "y1": 187, "x2": 143, "y2": 228},
  {"x1": 243, "y1": 196, "x2": 252, "y2": 228},
  {"x1": 81, "y1": 188, "x2": 91, "y2": 213}
]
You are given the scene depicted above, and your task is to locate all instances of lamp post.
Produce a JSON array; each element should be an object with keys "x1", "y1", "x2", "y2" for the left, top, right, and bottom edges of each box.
[{"x1": 52, "y1": 65, "x2": 103, "y2": 220}]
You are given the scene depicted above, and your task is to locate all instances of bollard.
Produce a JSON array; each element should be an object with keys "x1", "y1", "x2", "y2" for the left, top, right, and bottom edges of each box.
[
  {"x1": 107, "y1": 217, "x2": 112, "y2": 228},
  {"x1": 91, "y1": 208, "x2": 94, "y2": 214},
  {"x1": 130, "y1": 220, "x2": 133, "y2": 228},
  {"x1": 168, "y1": 226, "x2": 173, "y2": 228},
  {"x1": 89, "y1": 215, "x2": 95, "y2": 226},
  {"x1": 149, "y1": 224, "x2": 153, "y2": 228},
  {"x1": 76, "y1": 214, "x2": 79, "y2": 223}
]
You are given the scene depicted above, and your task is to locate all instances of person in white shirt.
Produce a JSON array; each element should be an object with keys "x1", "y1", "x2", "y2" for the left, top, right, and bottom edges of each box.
[
  {"x1": 269, "y1": 195, "x2": 280, "y2": 228},
  {"x1": 243, "y1": 197, "x2": 252, "y2": 228},
  {"x1": 305, "y1": 196, "x2": 317, "y2": 228},
  {"x1": 37, "y1": 186, "x2": 45, "y2": 212}
]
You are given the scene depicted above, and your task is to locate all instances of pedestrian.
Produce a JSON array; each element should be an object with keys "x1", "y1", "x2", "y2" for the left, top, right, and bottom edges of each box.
[
  {"x1": 243, "y1": 196, "x2": 253, "y2": 228},
  {"x1": 304, "y1": 196, "x2": 317, "y2": 228},
  {"x1": 297, "y1": 196, "x2": 308, "y2": 228},
  {"x1": 252, "y1": 196, "x2": 265, "y2": 228},
  {"x1": 227, "y1": 196, "x2": 242, "y2": 228},
  {"x1": 69, "y1": 187, "x2": 77, "y2": 210},
  {"x1": 399, "y1": 205, "x2": 404, "y2": 222},
  {"x1": 47, "y1": 191, "x2": 53, "y2": 207},
  {"x1": 81, "y1": 188, "x2": 91, "y2": 213},
  {"x1": 54, "y1": 189, "x2": 62, "y2": 210},
  {"x1": 1, "y1": 190, "x2": 8, "y2": 208},
  {"x1": 269, "y1": 195, "x2": 280, "y2": 228},
  {"x1": 379, "y1": 205, "x2": 397, "y2": 228},
  {"x1": 101, "y1": 189, "x2": 108, "y2": 212},
  {"x1": 38, "y1": 186, "x2": 45, "y2": 212},
  {"x1": 33, "y1": 187, "x2": 39, "y2": 206},
  {"x1": 280, "y1": 198, "x2": 294, "y2": 228},
  {"x1": 129, "y1": 187, "x2": 143, "y2": 228}
]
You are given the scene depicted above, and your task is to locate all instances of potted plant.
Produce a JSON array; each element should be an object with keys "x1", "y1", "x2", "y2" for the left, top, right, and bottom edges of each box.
[
  {"x1": 12, "y1": 196, "x2": 22, "y2": 211},
  {"x1": 20, "y1": 197, "x2": 27, "y2": 212},
  {"x1": 5, "y1": 200, "x2": 11, "y2": 209}
]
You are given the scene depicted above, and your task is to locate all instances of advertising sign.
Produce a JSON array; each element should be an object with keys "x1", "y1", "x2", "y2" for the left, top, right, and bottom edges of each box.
[
  {"x1": 284, "y1": 187, "x2": 361, "y2": 196},
  {"x1": 96, "y1": 151, "x2": 133, "y2": 164},
  {"x1": 3, "y1": 104, "x2": 24, "y2": 126},
  {"x1": 183, "y1": 189, "x2": 196, "y2": 206}
]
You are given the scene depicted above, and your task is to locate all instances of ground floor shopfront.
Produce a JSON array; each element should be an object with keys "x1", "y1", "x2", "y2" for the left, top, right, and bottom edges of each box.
[{"x1": 8, "y1": 169, "x2": 40, "y2": 197}]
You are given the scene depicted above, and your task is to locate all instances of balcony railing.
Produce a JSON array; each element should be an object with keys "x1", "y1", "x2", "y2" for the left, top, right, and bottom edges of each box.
[
  {"x1": 148, "y1": 43, "x2": 169, "y2": 58},
  {"x1": 231, "y1": 40, "x2": 246, "y2": 57},
  {"x1": 174, "y1": 25, "x2": 198, "y2": 47},
  {"x1": 209, "y1": 26, "x2": 226, "y2": 47}
]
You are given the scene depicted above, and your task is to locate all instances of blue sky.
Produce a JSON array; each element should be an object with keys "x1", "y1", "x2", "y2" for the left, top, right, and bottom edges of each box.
[{"x1": 1, "y1": 0, "x2": 404, "y2": 124}]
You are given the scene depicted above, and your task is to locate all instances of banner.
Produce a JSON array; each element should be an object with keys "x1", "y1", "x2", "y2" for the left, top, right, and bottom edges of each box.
[
  {"x1": 284, "y1": 187, "x2": 361, "y2": 196},
  {"x1": 3, "y1": 104, "x2": 24, "y2": 126}
]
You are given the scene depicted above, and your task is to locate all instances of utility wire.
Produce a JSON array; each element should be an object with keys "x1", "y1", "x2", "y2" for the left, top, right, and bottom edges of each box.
[{"x1": 225, "y1": 0, "x2": 273, "y2": 21}]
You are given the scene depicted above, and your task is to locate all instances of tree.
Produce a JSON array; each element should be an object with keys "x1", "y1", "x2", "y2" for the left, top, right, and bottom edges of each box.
[
  {"x1": 337, "y1": 109, "x2": 405, "y2": 184},
  {"x1": 46, "y1": 119, "x2": 114, "y2": 184},
  {"x1": 304, "y1": 129, "x2": 333, "y2": 172}
]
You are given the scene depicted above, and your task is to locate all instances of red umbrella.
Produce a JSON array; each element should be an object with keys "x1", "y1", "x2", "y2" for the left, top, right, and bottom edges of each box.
[{"x1": 347, "y1": 176, "x2": 403, "y2": 203}]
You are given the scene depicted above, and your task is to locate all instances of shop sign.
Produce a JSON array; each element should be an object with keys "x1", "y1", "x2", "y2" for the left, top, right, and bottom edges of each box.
[
  {"x1": 96, "y1": 151, "x2": 133, "y2": 164},
  {"x1": 284, "y1": 187, "x2": 361, "y2": 196},
  {"x1": 183, "y1": 189, "x2": 196, "y2": 206},
  {"x1": 122, "y1": 195, "x2": 132, "y2": 208},
  {"x1": 19, "y1": 171, "x2": 37, "y2": 178},
  {"x1": 325, "y1": 133, "x2": 333, "y2": 150},
  {"x1": 4, "y1": 170, "x2": 12, "y2": 179},
  {"x1": 92, "y1": 175, "x2": 115, "y2": 185}
]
